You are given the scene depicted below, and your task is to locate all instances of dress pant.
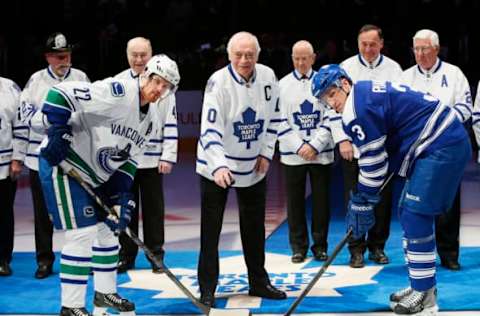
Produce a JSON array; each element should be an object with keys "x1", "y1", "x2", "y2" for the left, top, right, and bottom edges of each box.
[
  {"x1": 0, "y1": 177, "x2": 16, "y2": 263},
  {"x1": 341, "y1": 159, "x2": 392, "y2": 255},
  {"x1": 198, "y1": 176, "x2": 269, "y2": 295},
  {"x1": 435, "y1": 188, "x2": 460, "y2": 261},
  {"x1": 30, "y1": 169, "x2": 55, "y2": 267},
  {"x1": 284, "y1": 163, "x2": 331, "y2": 255},
  {"x1": 119, "y1": 168, "x2": 165, "y2": 263}
]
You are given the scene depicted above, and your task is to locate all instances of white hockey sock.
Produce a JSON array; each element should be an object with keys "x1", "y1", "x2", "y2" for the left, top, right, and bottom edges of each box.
[
  {"x1": 93, "y1": 222, "x2": 119, "y2": 294},
  {"x1": 61, "y1": 225, "x2": 96, "y2": 308}
]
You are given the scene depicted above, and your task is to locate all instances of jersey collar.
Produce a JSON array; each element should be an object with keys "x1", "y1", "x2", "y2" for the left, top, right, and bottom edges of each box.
[
  {"x1": 358, "y1": 54, "x2": 383, "y2": 69},
  {"x1": 417, "y1": 58, "x2": 442, "y2": 77},
  {"x1": 129, "y1": 69, "x2": 140, "y2": 79},
  {"x1": 293, "y1": 69, "x2": 315, "y2": 81},
  {"x1": 47, "y1": 66, "x2": 71, "y2": 81},
  {"x1": 228, "y1": 64, "x2": 257, "y2": 86}
]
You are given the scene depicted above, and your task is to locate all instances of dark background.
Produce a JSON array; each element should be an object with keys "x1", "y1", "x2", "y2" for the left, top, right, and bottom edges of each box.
[{"x1": 0, "y1": 0, "x2": 478, "y2": 93}]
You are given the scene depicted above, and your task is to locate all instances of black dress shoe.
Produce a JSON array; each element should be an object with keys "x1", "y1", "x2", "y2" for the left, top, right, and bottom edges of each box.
[
  {"x1": 368, "y1": 249, "x2": 389, "y2": 264},
  {"x1": 291, "y1": 253, "x2": 305, "y2": 263},
  {"x1": 35, "y1": 264, "x2": 53, "y2": 279},
  {"x1": 249, "y1": 283, "x2": 287, "y2": 299},
  {"x1": 349, "y1": 253, "x2": 364, "y2": 268},
  {"x1": 441, "y1": 257, "x2": 460, "y2": 270},
  {"x1": 200, "y1": 292, "x2": 215, "y2": 307},
  {"x1": 0, "y1": 261, "x2": 12, "y2": 276},
  {"x1": 314, "y1": 251, "x2": 328, "y2": 261},
  {"x1": 117, "y1": 259, "x2": 135, "y2": 274}
]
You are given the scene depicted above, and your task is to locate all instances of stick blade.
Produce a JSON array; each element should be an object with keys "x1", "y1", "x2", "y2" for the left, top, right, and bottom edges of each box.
[{"x1": 209, "y1": 307, "x2": 251, "y2": 316}]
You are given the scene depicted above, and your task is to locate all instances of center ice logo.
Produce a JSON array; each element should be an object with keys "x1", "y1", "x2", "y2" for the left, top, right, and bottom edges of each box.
[
  {"x1": 233, "y1": 107, "x2": 264, "y2": 149},
  {"x1": 119, "y1": 253, "x2": 382, "y2": 309},
  {"x1": 293, "y1": 100, "x2": 321, "y2": 136}
]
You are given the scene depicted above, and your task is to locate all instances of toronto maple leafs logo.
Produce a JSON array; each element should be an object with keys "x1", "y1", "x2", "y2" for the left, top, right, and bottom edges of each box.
[
  {"x1": 233, "y1": 107, "x2": 264, "y2": 149},
  {"x1": 293, "y1": 100, "x2": 321, "y2": 136},
  {"x1": 97, "y1": 144, "x2": 132, "y2": 173}
]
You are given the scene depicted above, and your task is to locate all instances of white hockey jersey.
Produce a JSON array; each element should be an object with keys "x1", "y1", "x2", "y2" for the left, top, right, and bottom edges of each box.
[
  {"x1": 472, "y1": 81, "x2": 480, "y2": 160},
  {"x1": 277, "y1": 69, "x2": 335, "y2": 165},
  {"x1": 196, "y1": 63, "x2": 280, "y2": 187},
  {"x1": 39, "y1": 78, "x2": 153, "y2": 188},
  {"x1": 115, "y1": 69, "x2": 178, "y2": 169},
  {"x1": 0, "y1": 78, "x2": 26, "y2": 180},
  {"x1": 400, "y1": 59, "x2": 472, "y2": 123},
  {"x1": 19, "y1": 66, "x2": 89, "y2": 171},
  {"x1": 332, "y1": 54, "x2": 404, "y2": 147}
]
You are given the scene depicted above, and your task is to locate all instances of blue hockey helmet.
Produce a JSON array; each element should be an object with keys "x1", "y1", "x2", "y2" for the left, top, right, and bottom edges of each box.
[{"x1": 311, "y1": 64, "x2": 351, "y2": 100}]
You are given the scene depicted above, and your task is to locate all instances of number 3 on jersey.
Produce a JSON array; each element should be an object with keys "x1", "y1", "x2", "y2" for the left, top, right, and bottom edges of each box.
[{"x1": 351, "y1": 124, "x2": 365, "y2": 141}]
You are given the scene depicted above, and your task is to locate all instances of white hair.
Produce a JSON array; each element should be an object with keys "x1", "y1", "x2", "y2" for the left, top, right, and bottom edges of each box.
[
  {"x1": 413, "y1": 29, "x2": 440, "y2": 47},
  {"x1": 226, "y1": 31, "x2": 261, "y2": 57},
  {"x1": 126, "y1": 37, "x2": 152, "y2": 54}
]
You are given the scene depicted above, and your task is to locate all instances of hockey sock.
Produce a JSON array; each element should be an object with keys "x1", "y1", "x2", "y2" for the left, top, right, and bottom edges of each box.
[
  {"x1": 400, "y1": 209, "x2": 436, "y2": 291},
  {"x1": 60, "y1": 225, "x2": 96, "y2": 307},
  {"x1": 93, "y1": 222, "x2": 119, "y2": 293}
]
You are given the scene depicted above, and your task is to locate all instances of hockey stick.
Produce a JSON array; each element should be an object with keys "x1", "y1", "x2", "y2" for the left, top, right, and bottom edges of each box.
[
  {"x1": 283, "y1": 173, "x2": 394, "y2": 316},
  {"x1": 59, "y1": 162, "x2": 251, "y2": 316}
]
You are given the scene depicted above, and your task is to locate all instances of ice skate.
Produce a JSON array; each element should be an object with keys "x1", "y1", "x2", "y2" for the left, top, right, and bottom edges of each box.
[
  {"x1": 60, "y1": 306, "x2": 92, "y2": 316},
  {"x1": 394, "y1": 287, "x2": 438, "y2": 315},
  {"x1": 389, "y1": 286, "x2": 413, "y2": 309},
  {"x1": 92, "y1": 291, "x2": 135, "y2": 316}
]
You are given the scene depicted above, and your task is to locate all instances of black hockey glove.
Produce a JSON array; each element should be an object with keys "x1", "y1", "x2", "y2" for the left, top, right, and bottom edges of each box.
[{"x1": 41, "y1": 124, "x2": 72, "y2": 166}]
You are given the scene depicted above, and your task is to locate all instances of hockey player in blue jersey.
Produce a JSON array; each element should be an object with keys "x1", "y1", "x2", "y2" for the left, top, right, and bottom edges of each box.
[{"x1": 312, "y1": 64, "x2": 471, "y2": 315}]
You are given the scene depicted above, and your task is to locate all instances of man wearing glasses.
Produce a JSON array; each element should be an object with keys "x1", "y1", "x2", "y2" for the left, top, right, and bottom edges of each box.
[{"x1": 401, "y1": 29, "x2": 472, "y2": 271}]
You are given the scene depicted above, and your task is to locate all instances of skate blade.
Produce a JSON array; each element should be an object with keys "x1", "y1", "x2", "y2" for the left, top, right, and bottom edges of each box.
[
  {"x1": 92, "y1": 307, "x2": 136, "y2": 316},
  {"x1": 414, "y1": 304, "x2": 439, "y2": 316},
  {"x1": 209, "y1": 307, "x2": 251, "y2": 316}
]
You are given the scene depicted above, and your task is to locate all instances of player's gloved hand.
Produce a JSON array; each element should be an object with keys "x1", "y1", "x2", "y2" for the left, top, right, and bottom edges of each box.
[
  {"x1": 104, "y1": 192, "x2": 135, "y2": 235},
  {"x1": 346, "y1": 191, "x2": 380, "y2": 240},
  {"x1": 41, "y1": 124, "x2": 73, "y2": 166}
]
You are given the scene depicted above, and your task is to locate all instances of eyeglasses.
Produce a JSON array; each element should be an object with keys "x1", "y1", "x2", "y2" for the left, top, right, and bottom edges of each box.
[
  {"x1": 412, "y1": 46, "x2": 434, "y2": 54},
  {"x1": 232, "y1": 52, "x2": 256, "y2": 60}
]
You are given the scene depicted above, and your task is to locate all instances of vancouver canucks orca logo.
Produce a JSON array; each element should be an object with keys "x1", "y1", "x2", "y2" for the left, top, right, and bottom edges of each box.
[
  {"x1": 293, "y1": 100, "x2": 321, "y2": 136},
  {"x1": 233, "y1": 107, "x2": 264, "y2": 149},
  {"x1": 97, "y1": 144, "x2": 132, "y2": 173}
]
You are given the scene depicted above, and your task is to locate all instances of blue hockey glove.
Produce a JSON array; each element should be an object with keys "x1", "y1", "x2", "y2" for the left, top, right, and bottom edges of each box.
[
  {"x1": 346, "y1": 191, "x2": 380, "y2": 240},
  {"x1": 104, "y1": 192, "x2": 135, "y2": 235},
  {"x1": 41, "y1": 124, "x2": 72, "y2": 166}
]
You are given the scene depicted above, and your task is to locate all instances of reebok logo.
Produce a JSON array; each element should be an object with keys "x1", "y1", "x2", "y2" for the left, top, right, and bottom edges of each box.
[{"x1": 406, "y1": 192, "x2": 420, "y2": 202}]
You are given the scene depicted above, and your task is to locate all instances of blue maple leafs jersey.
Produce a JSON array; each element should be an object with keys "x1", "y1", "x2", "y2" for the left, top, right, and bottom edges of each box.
[
  {"x1": 196, "y1": 63, "x2": 280, "y2": 187},
  {"x1": 343, "y1": 80, "x2": 467, "y2": 195}
]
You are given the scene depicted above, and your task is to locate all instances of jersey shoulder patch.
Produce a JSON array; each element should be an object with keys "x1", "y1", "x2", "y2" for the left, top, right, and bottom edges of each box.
[{"x1": 110, "y1": 81, "x2": 125, "y2": 97}]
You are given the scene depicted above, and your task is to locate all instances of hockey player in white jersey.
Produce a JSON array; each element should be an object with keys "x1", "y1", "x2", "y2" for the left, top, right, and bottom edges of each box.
[
  {"x1": 115, "y1": 38, "x2": 178, "y2": 274},
  {"x1": 401, "y1": 29, "x2": 472, "y2": 271},
  {"x1": 0, "y1": 77, "x2": 27, "y2": 276},
  {"x1": 196, "y1": 31, "x2": 286, "y2": 307},
  {"x1": 18, "y1": 32, "x2": 90, "y2": 279},
  {"x1": 338, "y1": 24, "x2": 403, "y2": 268},
  {"x1": 34, "y1": 54, "x2": 180, "y2": 316},
  {"x1": 312, "y1": 64, "x2": 471, "y2": 315},
  {"x1": 472, "y1": 81, "x2": 480, "y2": 162},
  {"x1": 277, "y1": 40, "x2": 336, "y2": 264}
]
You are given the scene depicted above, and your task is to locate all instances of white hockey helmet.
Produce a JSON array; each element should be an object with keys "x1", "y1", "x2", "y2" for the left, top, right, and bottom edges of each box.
[{"x1": 144, "y1": 54, "x2": 180, "y2": 88}]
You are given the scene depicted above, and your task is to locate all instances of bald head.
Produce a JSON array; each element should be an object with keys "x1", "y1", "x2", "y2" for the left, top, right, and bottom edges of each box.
[
  {"x1": 291, "y1": 40, "x2": 316, "y2": 76},
  {"x1": 126, "y1": 37, "x2": 152, "y2": 75}
]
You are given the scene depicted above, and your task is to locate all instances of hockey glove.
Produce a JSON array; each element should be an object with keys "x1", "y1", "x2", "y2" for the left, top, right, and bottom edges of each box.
[
  {"x1": 346, "y1": 191, "x2": 380, "y2": 240},
  {"x1": 41, "y1": 124, "x2": 73, "y2": 166},
  {"x1": 104, "y1": 192, "x2": 135, "y2": 235}
]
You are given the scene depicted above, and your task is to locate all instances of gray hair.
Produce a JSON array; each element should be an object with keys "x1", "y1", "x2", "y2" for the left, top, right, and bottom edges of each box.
[
  {"x1": 413, "y1": 29, "x2": 440, "y2": 47},
  {"x1": 226, "y1": 31, "x2": 261, "y2": 57}
]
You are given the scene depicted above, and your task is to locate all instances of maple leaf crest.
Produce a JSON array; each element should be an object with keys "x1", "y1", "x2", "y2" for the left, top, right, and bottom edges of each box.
[
  {"x1": 233, "y1": 107, "x2": 264, "y2": 149},
  {"x1": 293, "y1": 100, "x2": 321, "y2": 136}
]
